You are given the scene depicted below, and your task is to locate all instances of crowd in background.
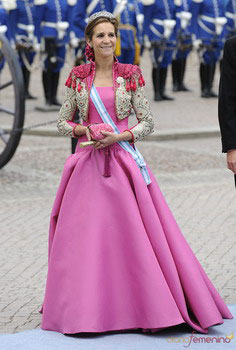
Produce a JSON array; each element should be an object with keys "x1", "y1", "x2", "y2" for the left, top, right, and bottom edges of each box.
[{"x1": 0, "y1": 0, "x2": 235, "y2": 108}]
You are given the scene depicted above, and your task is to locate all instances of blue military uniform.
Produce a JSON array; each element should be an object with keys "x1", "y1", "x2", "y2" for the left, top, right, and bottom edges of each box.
[
  {"x1": 0, "y1": 3, "x2": 7, "y2": 34},
  {"x1": 172, "y1": 0, "x2": 193, "y2": 91},
  {"x1": 225, "y1": 0, "x2": 236, "y2": 38},
  {"x1": 72, "y1": 0, "x2": 116, "y2": 40},
  {"x1": 34, "y1": 0, "x2": 76, "y2": 108},
  {"x1": 0, "y1": 1, "x2": 13, "y2": 41},
  {"x1": 0, "y1": 1, "x2": 13, "y2": 70},
  {"x1": 191, "y1": 0, "x2": 227, "y2": 97},
  {"x1": 115, "y1": 0, "x2": 143, "y2": 64},
  {"x1": 142, "y1": 0, "x2": 179, "y2": 101},
  {"x1": 9, "y1": 0, "x2": 38, "y2": 99}
]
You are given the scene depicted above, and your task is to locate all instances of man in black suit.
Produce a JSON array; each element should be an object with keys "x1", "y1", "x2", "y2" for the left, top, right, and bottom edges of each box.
[{"x1": 218, "y1": 36, "x2": 236, "y2": 182}]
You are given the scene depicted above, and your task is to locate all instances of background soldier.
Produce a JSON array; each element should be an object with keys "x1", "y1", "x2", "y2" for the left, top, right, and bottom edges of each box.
[
  {"x1": 0, "y1": 1, "x2": 13, "y2": 71},
  {"x1": 0, "y1": 0, "x2": 17, "y2": 41},
  {"x1": 142, "y1": 0, "x2": 178, "y2": 102},
  {"x1": 114, "y1": 0, "x2": 143, "y2": 64},
  {"x1": 191, "y1": 0, "x2": 227, "y2": 98},
  {"x1": 172, "y1": 0, "x2": 193, "y2": 92},
  {"x1": 0, "y1": 1, "x2": 13, "y2": 40},
  {"x1": 73, "y1": 0, "x2": 116, "y2": 42},
  {"x1": 9, "y1": 0, "x2": 38, "y2": 99},
  {"x1": 34, "y1": 0, "x2": 76, "y2": 111},
  {"x1": 225, "y1": 0, "x2": 236, "y2": 38}
]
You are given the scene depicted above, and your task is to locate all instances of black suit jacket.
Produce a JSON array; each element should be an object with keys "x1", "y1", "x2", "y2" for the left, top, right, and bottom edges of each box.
[{"x1": 218, "y1": 36, "x2": 236, "y2": 153}]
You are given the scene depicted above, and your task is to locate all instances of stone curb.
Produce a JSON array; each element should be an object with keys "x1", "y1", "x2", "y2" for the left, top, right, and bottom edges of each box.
[
  {"x1": 16, "y1": 127, "x2": 221, "y2": 141},
  {"x1": 3, "y1": 127, "x2": 221, "y2": 141}
]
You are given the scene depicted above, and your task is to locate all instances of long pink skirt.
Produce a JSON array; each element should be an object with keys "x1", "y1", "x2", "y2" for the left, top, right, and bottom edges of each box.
[{"x1": 39, "y1": 141, "x2": 233, "y2": 334}]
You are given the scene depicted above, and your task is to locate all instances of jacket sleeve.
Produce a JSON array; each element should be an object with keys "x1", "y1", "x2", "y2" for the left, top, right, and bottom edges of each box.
[
  {"x1": 218, "y1": 38, "x2": 236, "y2": 152},
  {"x1": 128, "y1": 78, "x2": 155, "y2": 143},
  {"x1": 57, "y1": 85, "x2": 79, "y2": 137}
]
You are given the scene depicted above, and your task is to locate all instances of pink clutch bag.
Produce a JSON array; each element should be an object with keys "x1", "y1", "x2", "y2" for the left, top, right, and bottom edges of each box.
[
  {"x1": 88, "y1": 123, "x2": 114, "y2": 140},
  {"x1": 79, "y1": 123, "x2": 114, "y2": 148}
]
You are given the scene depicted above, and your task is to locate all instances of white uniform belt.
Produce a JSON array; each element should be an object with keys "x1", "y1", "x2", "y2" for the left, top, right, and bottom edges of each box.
[
  {"x1": 226, "y1": 11, "x2": 236, "y2": 19},
  {"x1": 199, "y1": 15, "x2": 216, "y2": 23},
  {"x1": 198, "y1": 17, "x2": 215, "y2": 34},
  {"x1": 150, "y1": 24, "x2": 162, "y2": 37},
  {"x1": 0, "y1": 25, "x2": 7, "y2": 34},
  {"x1": 41, "y1": 21, "x2": 69, "y2": 29},
  {"x1": 152, "y1": 19, "x2": 164, "y2": 26},
  {"x1": 17, "y1": 23, "x2": 34, "y2": 31},
  {"x1": 41, "y1": 21, "x2": 69, "y2": 39},
  {"x1": 86, "y1": 0, "x2": 99, "y2": 15},
  {"x1": 198, "y1": 15, "x2": 226, "y2": 35},
  {"x1": 42, "y1": 22, "x2": 59, "y2": 28},
  {"x1": 200, "y1": 15, "x2": 227, "y2": 24}
]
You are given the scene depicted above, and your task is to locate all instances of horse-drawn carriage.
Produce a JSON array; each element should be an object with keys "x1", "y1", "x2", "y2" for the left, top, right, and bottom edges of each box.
[{"x1": 0, "y1": 32, "x2": 25, "y2": 169}]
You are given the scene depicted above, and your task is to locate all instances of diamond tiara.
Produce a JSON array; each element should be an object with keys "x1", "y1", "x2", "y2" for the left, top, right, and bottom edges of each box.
[{"x1": 87, "y1": 11, "x2": 115, "y2": 25}]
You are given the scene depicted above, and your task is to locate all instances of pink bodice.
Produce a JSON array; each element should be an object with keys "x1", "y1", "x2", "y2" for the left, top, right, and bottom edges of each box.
[
  {"x1": 75, "y1": 87, "x2": 129, "y2": 152},
  {"x1": 83, "y1": 87, "x2": 129, "y2": 132}
]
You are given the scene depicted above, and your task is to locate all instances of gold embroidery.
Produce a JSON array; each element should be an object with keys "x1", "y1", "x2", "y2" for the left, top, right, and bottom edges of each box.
[
  {"x1": 57, "y1": 87, "x2": 77, "y2": 137},
  {"x1": 130, "y1": 81, "x2": 155, "y2": 142},
  {"x1": 57, "y1": 74, "x2": 155, "y2": 142},
  {"x1": 116, "y1": 77, "x2": 132, "y2": 120}
]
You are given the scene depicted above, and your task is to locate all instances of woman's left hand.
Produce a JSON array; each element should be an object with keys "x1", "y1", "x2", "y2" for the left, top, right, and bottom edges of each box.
[{"x1": 93, "y1": 131, "x2": 118, "y2": 149}]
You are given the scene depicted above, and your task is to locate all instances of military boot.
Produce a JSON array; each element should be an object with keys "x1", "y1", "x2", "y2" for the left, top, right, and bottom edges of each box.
[
  {"x1": 209, "y1": 63, "x2": 218, "y2": 97},
  {"x1": 152, "y1": 67, "x2": 163, "y2": 101},
  {"x1": 22, "y1": 66, "x2": 37, "y2": 99},
  {"x1": 172, "y1": 59, "x2": 180, "y2": 91},
  {"x1": 160, "y1": 67, "x2": 174, "y2": 100},
  {"x1": 200, "y1": 63, "x2": 210, "y2": 98},
  {"x1": 51, "y1": 71, "x2": 61, "y2": 106}
]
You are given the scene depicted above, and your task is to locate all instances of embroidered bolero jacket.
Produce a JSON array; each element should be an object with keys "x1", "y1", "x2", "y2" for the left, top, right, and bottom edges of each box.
[{"x1": 57, "y1": 58, "x2": 155, "y2": 143}]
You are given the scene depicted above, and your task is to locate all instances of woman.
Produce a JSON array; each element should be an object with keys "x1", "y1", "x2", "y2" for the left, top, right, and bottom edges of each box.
[{"x1": 39, "y1": 11, "x2": 233, "y2": 335}]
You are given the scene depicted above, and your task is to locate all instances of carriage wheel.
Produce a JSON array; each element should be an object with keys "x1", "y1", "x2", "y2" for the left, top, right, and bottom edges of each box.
[{"x1": 0, "y1": 33, "x2": 25, "y2": 169}]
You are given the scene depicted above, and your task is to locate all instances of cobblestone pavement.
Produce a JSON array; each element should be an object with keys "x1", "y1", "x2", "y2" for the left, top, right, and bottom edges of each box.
[{"x1": 0, "y1": 50, "x2": 235, "y2": 334}]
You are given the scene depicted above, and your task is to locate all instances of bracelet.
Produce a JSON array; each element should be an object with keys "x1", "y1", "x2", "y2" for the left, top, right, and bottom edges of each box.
[{"x1": 123, "y1": 129, "x2": 135, "y2": 144}]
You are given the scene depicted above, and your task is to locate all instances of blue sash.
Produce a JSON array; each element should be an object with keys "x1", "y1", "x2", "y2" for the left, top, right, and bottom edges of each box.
[{"x1": 90, "y1": 84, "x2": 151, "y2": 185}]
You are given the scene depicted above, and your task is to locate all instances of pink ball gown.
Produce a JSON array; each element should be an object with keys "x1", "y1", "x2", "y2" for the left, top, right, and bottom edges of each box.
[{"x1": 39, "y1": 87, "x2": 233, "y2": 334}]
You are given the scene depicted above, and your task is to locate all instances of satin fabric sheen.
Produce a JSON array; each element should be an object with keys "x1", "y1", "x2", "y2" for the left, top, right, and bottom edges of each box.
[{"x1": 39, "y1": 87, "x2": 233, "y2": 334}]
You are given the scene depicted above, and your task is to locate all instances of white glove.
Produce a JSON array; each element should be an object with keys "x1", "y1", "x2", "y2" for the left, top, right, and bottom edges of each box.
[
  {"x1": 10, "y1": 40, "x2": 16, "y2": 50},
  {"x1": 33, "y1": 42, "x2": 41, "y2": 53},
  {"x1": 144, "y1": 35, "x2": 151, "y2": 49},
  {"x1": 193, "y1": 39, "x2": 202, "y2": 50},
  {"x1": 70, "y1": 37, "x2": 80, "y2": 48},
  {"x1": 0, "y1": 25, "x2": 7, "y2": 34}
]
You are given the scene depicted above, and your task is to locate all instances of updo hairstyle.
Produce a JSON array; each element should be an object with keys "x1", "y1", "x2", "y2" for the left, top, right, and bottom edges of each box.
[{"x1": 85, "y1": 16, "x2": 119, "y2": 41}]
